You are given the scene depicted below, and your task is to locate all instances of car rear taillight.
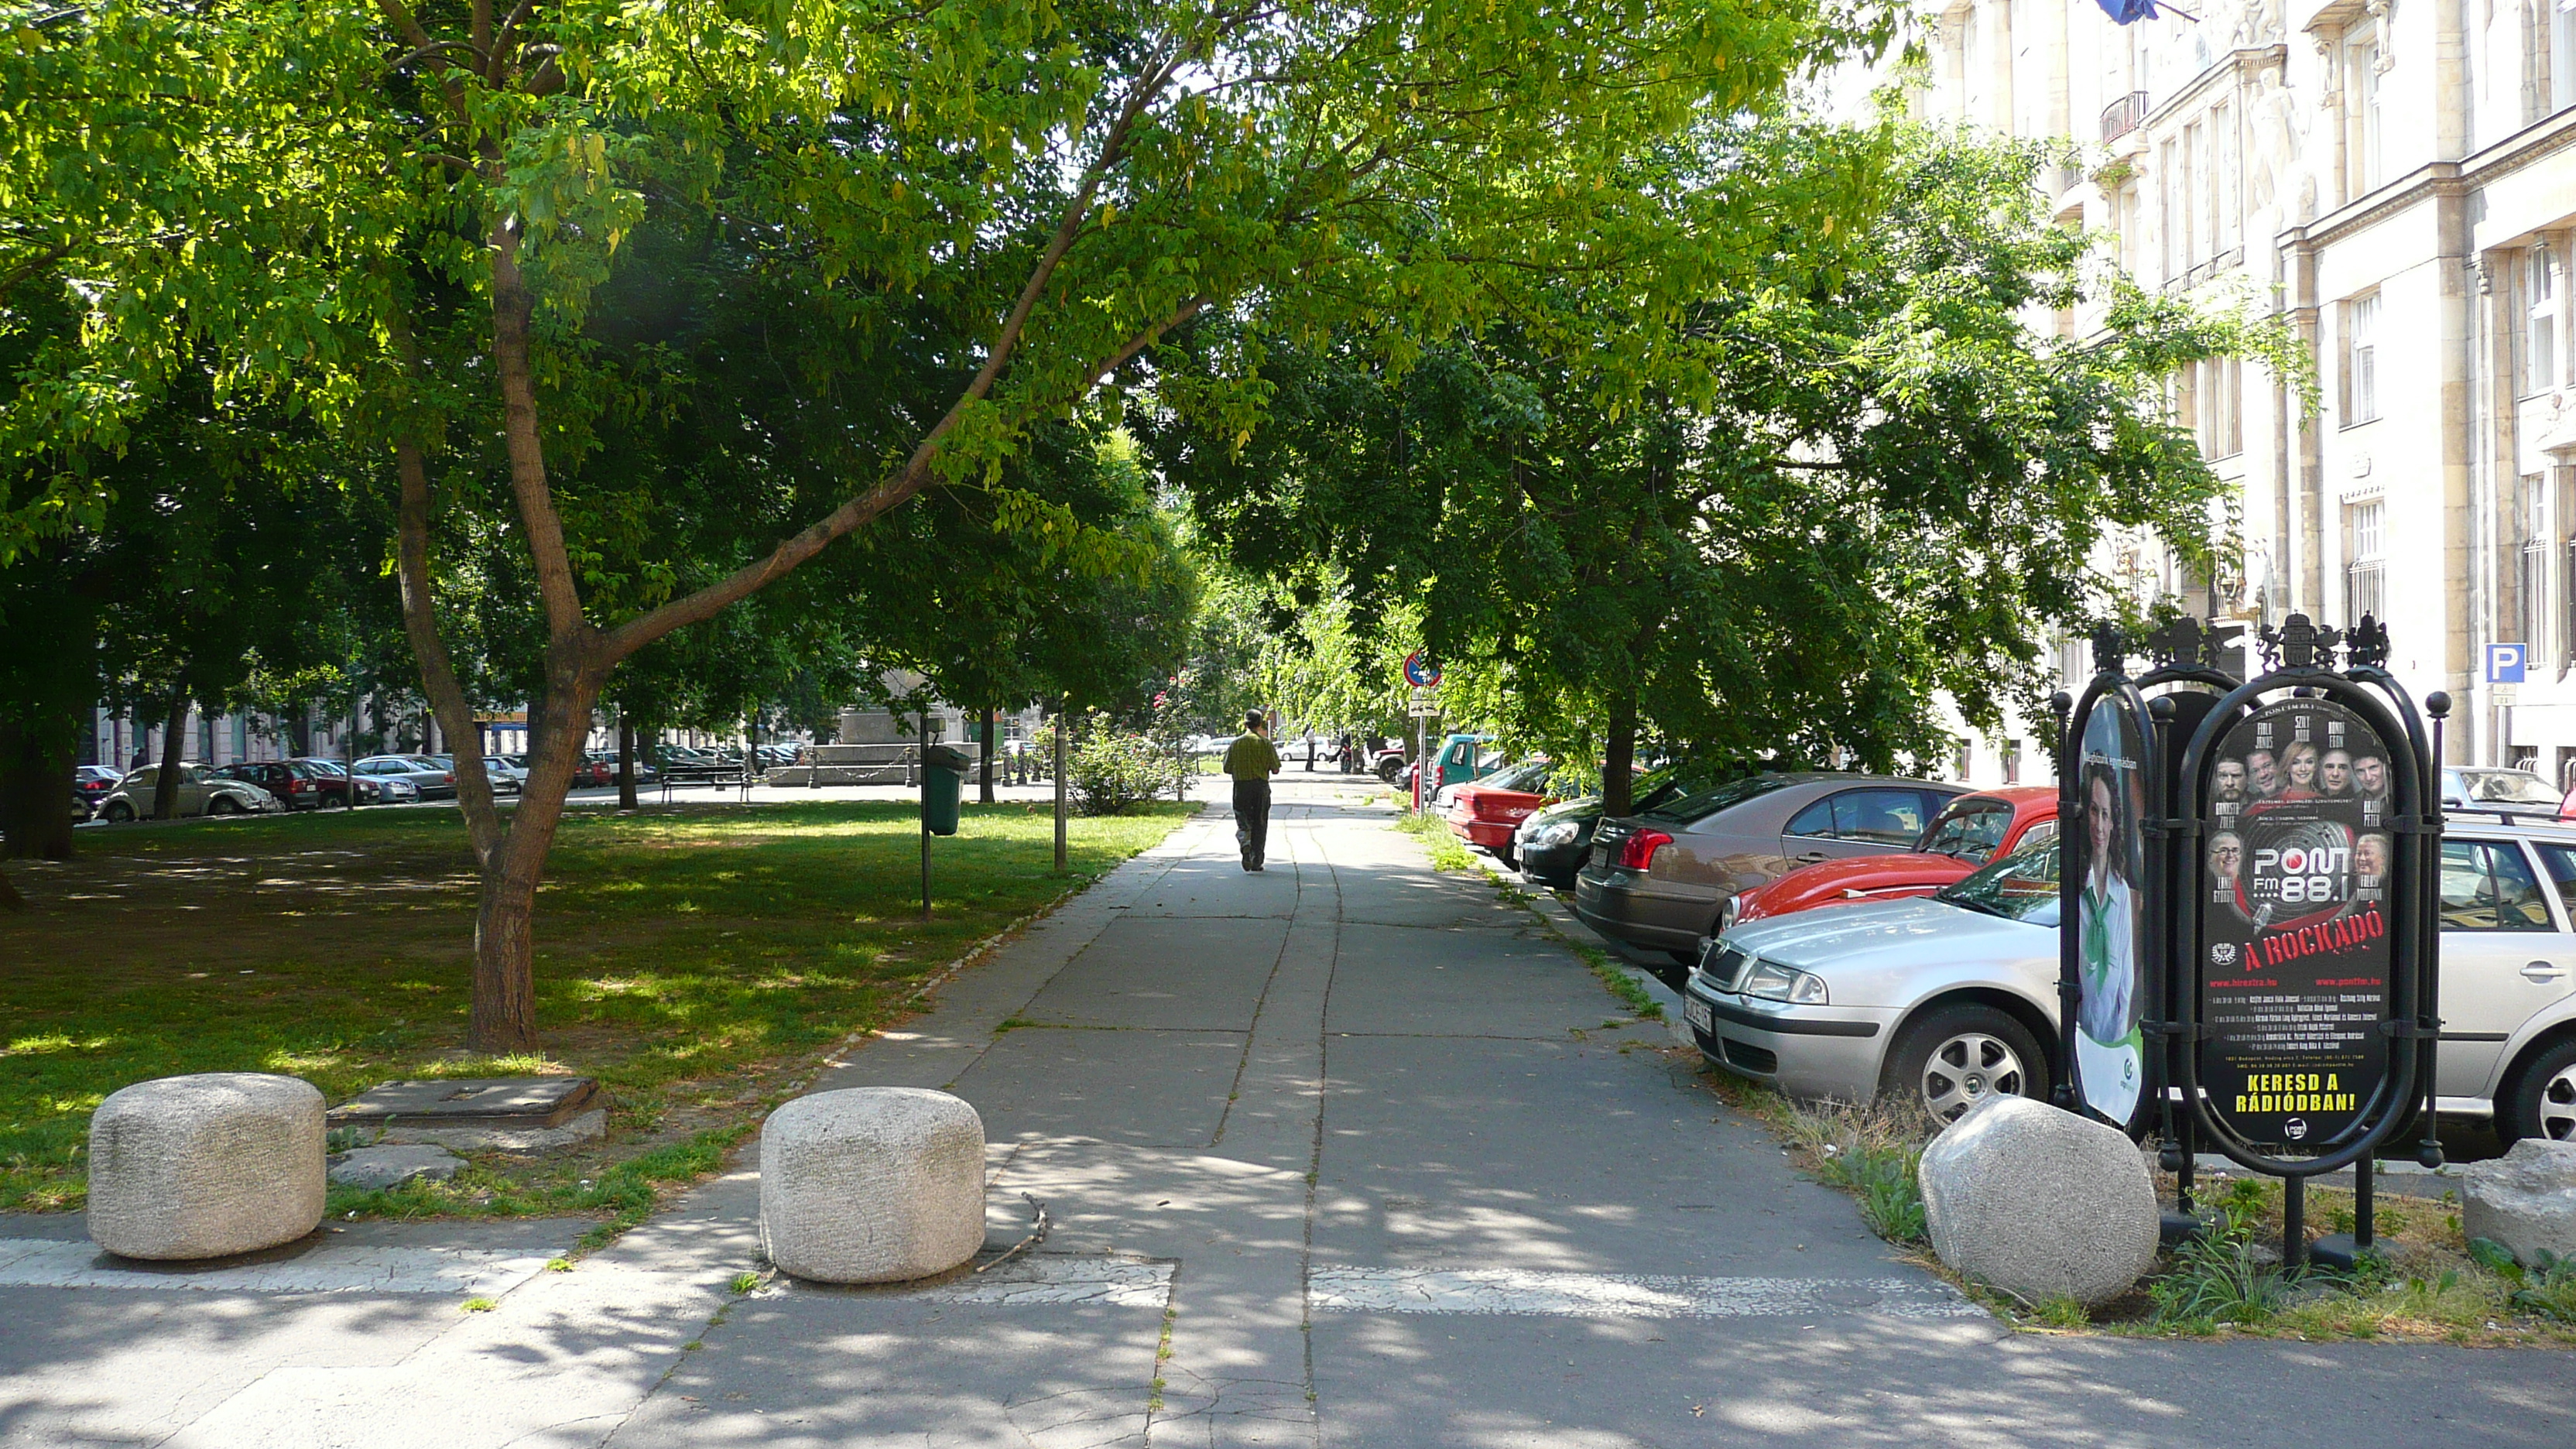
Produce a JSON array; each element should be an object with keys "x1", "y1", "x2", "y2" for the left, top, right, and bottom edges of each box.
[
  {"x1": 1618, "y1": 829, "x2": 1673, "y2": 870},
  {"x1": 444, "y1": 772, "x2": 456, "y2": 784}
]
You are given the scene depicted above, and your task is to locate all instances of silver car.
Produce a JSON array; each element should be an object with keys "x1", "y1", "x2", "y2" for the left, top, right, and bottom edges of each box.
[
  {"x1": 1686, "y1": 822, "x2": 2576, "y2": 1143},
  {"x1": 93, "y1": 764, "x2": 285, "y2": 822}
]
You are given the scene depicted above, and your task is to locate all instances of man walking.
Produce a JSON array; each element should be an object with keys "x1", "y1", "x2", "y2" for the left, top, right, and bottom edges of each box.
[{"x1": 1222, "y1": 710, "x2": 1282, "y2": 872}]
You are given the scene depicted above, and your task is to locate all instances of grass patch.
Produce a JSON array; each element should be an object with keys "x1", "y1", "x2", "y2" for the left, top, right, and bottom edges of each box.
[
  {"x1": 2, "y1": 800, "x2": 1192, "y2": 1223},
  {"x1": 1392, "y1": 809, "x2": 1477, "y2": 872},
  {"x1": 1700, "y1": 1069, "x2": 2576, "y2": 1345}
]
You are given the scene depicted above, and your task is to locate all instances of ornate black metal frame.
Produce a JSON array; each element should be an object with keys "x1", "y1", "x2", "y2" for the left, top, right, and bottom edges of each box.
[{"x1": 2052, "y1": 625, "x2": 2162, "y2": 1131}]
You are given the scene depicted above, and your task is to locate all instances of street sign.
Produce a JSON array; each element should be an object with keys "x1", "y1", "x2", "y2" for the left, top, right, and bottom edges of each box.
[
  {"x1": 2485, "y1": 642, "x2": 2528, "y2": 684},
  {"x1": 1402, "y1": 651, "x2": 1442, "y2": 688}
]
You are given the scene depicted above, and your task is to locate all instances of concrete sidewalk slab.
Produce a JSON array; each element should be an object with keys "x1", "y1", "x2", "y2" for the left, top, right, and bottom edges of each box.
[{"x1": 12, "y1": 780, "x2": 2576, "y2": 1449}]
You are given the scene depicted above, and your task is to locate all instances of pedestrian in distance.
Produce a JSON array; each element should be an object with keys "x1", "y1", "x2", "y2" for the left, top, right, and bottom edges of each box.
[{"x1": 1224, "y1": 710, "x2": 1282, "y2": 872}]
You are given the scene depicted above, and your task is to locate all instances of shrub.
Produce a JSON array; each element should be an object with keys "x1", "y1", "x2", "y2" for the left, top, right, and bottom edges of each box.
[{"x1": 1070, "y1": 718, "x2": 1173, "y2": 816}]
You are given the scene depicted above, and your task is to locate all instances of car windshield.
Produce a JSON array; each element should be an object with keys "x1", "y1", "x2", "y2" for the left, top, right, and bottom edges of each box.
[
  {"x1": 2451, "y1": 769, "x2": 2559, "y2": 804},
  {"x1": 1917, "y1": 798, "x2": 2016, "y2": 861},
  {"x1": 1641, "y1": 773, "x2": 1797, "y2": 824},
  {"x1": 303, "y1": 759, "x2": 347, "y2": 775},
  {"x1": 1934, "y1": 841, "x2": 2061, "y2": 925},
  {"x1": 1478, "y1": 760, "x2": 1552, "y2": 793}
]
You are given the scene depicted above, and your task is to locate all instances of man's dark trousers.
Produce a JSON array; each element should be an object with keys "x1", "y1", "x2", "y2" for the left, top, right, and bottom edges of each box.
[{"x1": 1231, "y1": 778, "x2": 1271, "y2": 868}]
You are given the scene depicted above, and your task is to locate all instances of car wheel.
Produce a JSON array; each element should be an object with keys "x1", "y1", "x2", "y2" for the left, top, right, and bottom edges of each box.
[
  {"x1": 1881, "y1": 1003, "x2": 2049, "y2": 1124},
  {"x1": 208, "y1": 795, "x2": 242, "y2": 815},
  {"x1": 2501, "y1": 1036, "x2": 2576, "y2": 1145},
  {"x1": 103, "y1": 800, "x2": 135, "y2": 823}
]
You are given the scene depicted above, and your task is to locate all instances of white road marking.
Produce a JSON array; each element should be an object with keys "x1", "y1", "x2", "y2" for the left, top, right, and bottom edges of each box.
[
  {"x1": 0, "y1": 1238, "x2": 557, "y2": 1297},
  {"x1": 781, "y1": 1255, "x2": 1177, "y2": 1307},
  {"x1": 1307, "y1": 1266, "x2": 1981, "y2": 1320}
]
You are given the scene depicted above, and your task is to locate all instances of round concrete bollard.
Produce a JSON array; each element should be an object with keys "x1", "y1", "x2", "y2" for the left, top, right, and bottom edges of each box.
[
  {"x1": 759, "y1": 1088, "x2": 987, "y2": 1284},
  {"x1": 1917, "y1": 1093, "x2": 2160, "y2": 1307},
  {"x1": 87, "y1": 1073, "x2": 327, "y2": 1261}
]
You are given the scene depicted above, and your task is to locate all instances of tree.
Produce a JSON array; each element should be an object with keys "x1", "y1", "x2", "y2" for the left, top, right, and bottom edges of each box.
[
  {"x1": 1150, "y1": 128, "x2": 2309, "y2": 814},
  {"x1": 7, "y1": 0, "x2": 1887, "y2": 1047}
]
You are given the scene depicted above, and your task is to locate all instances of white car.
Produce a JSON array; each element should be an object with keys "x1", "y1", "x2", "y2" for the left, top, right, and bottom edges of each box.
[
  {"x1": 1686, "y1": 826, "x2": 2576, "y2": 1144},
  {"x1": 93, "y1": 764, "x2": 286, "y2": 822}
]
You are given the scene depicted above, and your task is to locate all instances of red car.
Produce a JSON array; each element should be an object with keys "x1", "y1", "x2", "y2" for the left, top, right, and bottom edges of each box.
[
  {"x1": 1444, "y1": 759, "x2": 1558, "y2": 865},
  {"x1": 1724, "y1": 786, "x2": 2060, "y2": 929}
]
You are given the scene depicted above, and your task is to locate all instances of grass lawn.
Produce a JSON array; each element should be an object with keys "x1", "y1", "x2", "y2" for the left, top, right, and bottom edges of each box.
[{"x1": 1, "y1": 799, "x2": 1192, "y2": 1240}]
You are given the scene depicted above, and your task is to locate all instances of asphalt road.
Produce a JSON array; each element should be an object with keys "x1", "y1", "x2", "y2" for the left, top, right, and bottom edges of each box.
[{"x1": 6, "y1": 777, "x2": 2571, "y2": 1447}]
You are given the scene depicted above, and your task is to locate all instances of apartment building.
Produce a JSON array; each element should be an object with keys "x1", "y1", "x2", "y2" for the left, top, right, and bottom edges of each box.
[{"x1": 1910, "y1": 0, "x2": 2576, "y2": 776}]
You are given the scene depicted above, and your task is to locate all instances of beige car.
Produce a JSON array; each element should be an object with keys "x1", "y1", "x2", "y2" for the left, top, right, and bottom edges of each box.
[
  {"x1": 93, "y1": 764, "x2": 284, "y2": 822},
  {"x1": 1573, "y1": 772, "x2": 1966, "y2": 966}
]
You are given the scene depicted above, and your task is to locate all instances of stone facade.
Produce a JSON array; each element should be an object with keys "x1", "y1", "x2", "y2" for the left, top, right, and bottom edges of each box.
[{"x1": 1908, "y1": 0, "x2": 2576, "y2": 769}]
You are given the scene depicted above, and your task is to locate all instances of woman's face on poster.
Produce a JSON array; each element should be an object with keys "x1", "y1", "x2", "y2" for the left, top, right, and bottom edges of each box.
[
  {"x1": 2249, "y1": 750, "x2": 2280, "y2": 796},
  {"x1": 2321, "y1": 750, "x2": 2352, "y2": 795},
  {"x1": 2286, "y1": 742, "x2": 2318, "y2": 789},
  {"x1": 2209, "y1": 832, "x2": 2242, "y2": 883},
  {"x1": 2088, "y1": 775, "x2": 2115, "y2": 863},
  {"x1": 2213, "y1": 759, "x2": 2246, "y2": 800}
]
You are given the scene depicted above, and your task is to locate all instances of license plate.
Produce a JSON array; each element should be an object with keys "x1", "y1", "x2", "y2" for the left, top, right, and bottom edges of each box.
[{"x1": 1684, "y1": 996, "x2": 1714, "y2": 1034}]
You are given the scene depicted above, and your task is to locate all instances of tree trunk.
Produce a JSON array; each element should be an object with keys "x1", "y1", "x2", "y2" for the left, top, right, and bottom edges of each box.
[
  {"x1": 394, "y1": 435, "x2": 503, "y2": 864},
  {"x1": 1603, "y1": 687, "x2": 1638, "y2": 820},
  {"x1": 469, "y1": 656, "x2": 601, "y2": 1053},
  {"x1": 152, "y1": 687, "x2": 189, "y2": 819},
  {"x1": 0, "y1": 714, "x2": 77, "y2": 859},
  {"x1": 980, "y1": 708, "x2": 997, "y2": 803},
  {"x1": 617, "y1": 716, "x2": 637, "y2": 810}
]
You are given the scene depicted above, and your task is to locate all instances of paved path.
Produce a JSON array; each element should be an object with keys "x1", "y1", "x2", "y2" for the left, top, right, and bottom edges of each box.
[{"x1": 7, "y1": 780, "x2": 2575, "y2": 1447}]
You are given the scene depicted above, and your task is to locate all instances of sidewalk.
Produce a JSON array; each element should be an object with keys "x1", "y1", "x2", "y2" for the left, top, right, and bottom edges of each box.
[{"x1": 7, "y1": 779, "x2": 2574, "y2": 1447}]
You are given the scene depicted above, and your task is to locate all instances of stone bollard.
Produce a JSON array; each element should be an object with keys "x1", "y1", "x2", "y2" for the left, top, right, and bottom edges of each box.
[
  {"x1": 759, "y1": 1088, "x2": 986, "y2": 1283},
  {"x1": 1917, "y1": 1093, "x2": 2160, "y2": 1307},
  {"x1": 88, "y1": 1073, "x2": 327, "y2": 1260},
  {"x1": 2462, "y1": 1138, "x2": 2576, "y2": 1265}
]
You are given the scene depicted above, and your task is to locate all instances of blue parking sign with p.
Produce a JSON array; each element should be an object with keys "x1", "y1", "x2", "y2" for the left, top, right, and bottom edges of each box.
[{"x1": 2485, "y1": 642, "x2": 2527, "y2": 684}]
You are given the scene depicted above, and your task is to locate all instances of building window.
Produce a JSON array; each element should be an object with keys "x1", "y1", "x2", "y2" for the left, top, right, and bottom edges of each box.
[
  {"x1": 2344, "y1": 292, "x2": 2380, "y2": 423},
  {"x1": 2552, "y1": 0, "x2": 2576, "y2": 119},
  {"x1": 2346, "y1": 498, "x2": 2386, "y2": 621},
  {"x1": 2002, "y1": 740, "x2": 2023, "y2": 786},
  {"x1": 2193, "y1": 357, "x2": 2242, "y2": 457},
  {"x1": 2349, "y1": 30, "x2": 2382, "y2": 194},
  {"x1": 2526, "y1": 478, "x2": 2554, "y2": 659},
  {"x1": 2528, "y1": 245, "x2": 2561, "y2": 396},
  {"x1": 2159, "y1": 139, "x2": 2179, "y2": 283}
]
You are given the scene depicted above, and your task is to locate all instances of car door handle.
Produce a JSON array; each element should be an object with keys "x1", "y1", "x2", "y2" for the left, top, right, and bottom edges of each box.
[
  {"x1": 1794, "y1": 851, "x2": 1829, "y2": 864},
  {"x1": 2523, "y1": 961, "x2": 2568, "y2": 983}
]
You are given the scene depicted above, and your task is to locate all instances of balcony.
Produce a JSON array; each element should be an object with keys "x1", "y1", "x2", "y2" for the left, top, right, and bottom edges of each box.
[{"x1": 2101, "y1": 91, "x2": 2151, "y2": 142}]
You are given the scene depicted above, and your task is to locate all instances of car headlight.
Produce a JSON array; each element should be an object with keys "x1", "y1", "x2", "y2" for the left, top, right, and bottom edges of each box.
[
  {"x1": 1739, "y1": 960, "x2": 1830, "y2": 1005},
  {"x1": 1526, "y1": 820, "x2": 1579, "y2": 847}
]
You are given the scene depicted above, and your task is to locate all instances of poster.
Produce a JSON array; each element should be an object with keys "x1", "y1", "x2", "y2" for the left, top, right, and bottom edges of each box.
[
  {"x1": 2196, "y1": 697, "x2": 2394, "y2": 1147},
  {"x1": 2070, "y1": 697, "x2": 2150, "y2": 1128}
]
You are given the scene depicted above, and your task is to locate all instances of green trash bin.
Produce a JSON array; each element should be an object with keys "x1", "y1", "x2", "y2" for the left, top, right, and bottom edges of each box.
[{"x1": 920, "y1": 744, "x2": 970, "y2": 837}]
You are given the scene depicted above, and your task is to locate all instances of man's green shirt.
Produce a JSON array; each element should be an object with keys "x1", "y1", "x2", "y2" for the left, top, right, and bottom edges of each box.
[{"x1": 1223, "y1": 733, "x2": 1282, "y2": 779}]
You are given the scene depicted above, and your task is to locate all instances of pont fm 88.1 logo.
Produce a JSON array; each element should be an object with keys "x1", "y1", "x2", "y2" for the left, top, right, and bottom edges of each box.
[{"x1": 2245, "y1": 823, "x2": 2355, "y2": 913}]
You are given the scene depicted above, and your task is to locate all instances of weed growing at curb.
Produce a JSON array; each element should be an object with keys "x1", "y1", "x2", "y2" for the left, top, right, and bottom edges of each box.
[{"x1": 461, "y1": 1297, "x2": 497, "y2": 1313}]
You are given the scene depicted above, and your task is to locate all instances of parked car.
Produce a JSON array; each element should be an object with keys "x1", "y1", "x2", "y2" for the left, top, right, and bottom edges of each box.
[
  {"x1": 295, "y1": 757, "x2": 405, "y2": 804},
  {"x1": 1512, "y1": 765, "x2": 1694, "y2": 889},
  {"x1": 1684, "y1": 817, "x2": 2576, "y2": 1142},
  {"x1": 1444, "y1": 758, "x2": 1558, "y2": 867},
  {"x1": 93, "y1": 764, "x2": 285, "y2": 821},
  {"x1": 1406, "y1": 733, "x2": 1497, "y2": 800},
  {"x1": 2441, "y1": 766, "x2": 2561, "y2": 815},
  {"x1": 1723, "y1": 786, "x2": 2061, "y2": 932},
  {"x1": 353, "y1": 755, "x2": 456, "y2": 800},
  {"x1": 1575, "y1": 772, "x2": 1968, "y2": 966},
  {"x1": 211, "y1": 759, "x2": 348, "y2": 810},
  {"x1": 74, "y1": 764, "x2": 121, "y2": 807},
  {"x1": 423, "y1": 752, "x2": 523, "y2": 794},
  {"x1": 1684, "y1": 840, "x2": 2060, "y2": 1121}
]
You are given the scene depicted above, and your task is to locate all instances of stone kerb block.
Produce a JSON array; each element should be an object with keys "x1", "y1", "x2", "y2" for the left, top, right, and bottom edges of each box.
[
  {"x1": 2462, "y1": 1138, "x2": 2576, "y2": 1266},
  {"x1": 88, "y1": 1073, "x2": 326, "y2": 1261},
  {"x1": 1918, "y1": 1093, "x2": 2160, "y2": 1307},
  {"x1": 760, "y1": 1088, "x2": 986, "y2": 1283}
]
